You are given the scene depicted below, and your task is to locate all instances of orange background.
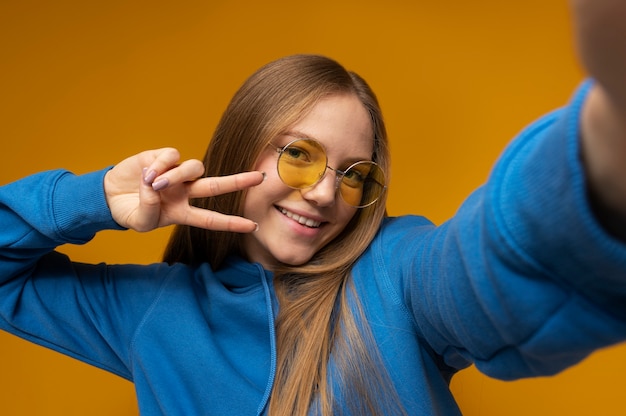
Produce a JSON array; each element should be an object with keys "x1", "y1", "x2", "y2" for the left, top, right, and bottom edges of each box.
[{"x1": 1, "y1": 0, "x2": 625, "y2": 414}]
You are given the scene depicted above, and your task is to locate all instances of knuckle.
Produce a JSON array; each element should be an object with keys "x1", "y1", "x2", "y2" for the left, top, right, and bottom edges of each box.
[
  {"x1": 207, "y1": 178, "x2": 222, "y2": 196},
  {"x1": 163, "y1": 147, "x2": 180, "y2": 158},
  {"x1": 202, "y1": 215, "x2": 219, "y2": 230}
]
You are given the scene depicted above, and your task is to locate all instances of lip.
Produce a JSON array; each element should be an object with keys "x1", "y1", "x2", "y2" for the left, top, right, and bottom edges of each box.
[{"x1": 275, "y1": 205, "x2": 326, "y2": 229}]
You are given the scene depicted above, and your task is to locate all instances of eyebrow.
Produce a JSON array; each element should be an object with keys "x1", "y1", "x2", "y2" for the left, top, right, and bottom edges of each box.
[
  {"x1": 283, "y1": 130, "x2": 316, "y2": 142},
  {"x1": 281, "y1": 130, "x2": 374, "y2": 164}
]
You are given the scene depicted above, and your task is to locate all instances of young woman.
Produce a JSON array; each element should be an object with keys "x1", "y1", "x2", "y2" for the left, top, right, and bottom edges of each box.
[{"x1": 1, "y1": 1, "x2": 626, "y2": 415}]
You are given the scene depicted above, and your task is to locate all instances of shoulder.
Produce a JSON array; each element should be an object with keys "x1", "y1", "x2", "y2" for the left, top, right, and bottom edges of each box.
[
  {"x1": 355, "y1": 215, "x2": 436, "y2": 278},
  {"x1": 374, "y1": 215, "x2": 435, "y2": 248},
  {"x1": 380, "y1": 215, "x2": 434, "y2": 232}
]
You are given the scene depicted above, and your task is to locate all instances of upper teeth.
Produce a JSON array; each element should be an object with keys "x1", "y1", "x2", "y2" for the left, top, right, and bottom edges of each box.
[{"x1": 279, "y1": 208, "x2": 322, "y2": 228}]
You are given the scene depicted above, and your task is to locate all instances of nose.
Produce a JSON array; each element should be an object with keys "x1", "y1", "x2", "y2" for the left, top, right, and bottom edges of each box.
[{"x1": 300, "y1": 168, "x2": 338, "y2": 207}]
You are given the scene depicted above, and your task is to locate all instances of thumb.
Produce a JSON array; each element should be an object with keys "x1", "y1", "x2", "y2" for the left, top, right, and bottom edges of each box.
[{"x1": 130, "y1": 167, "x2": 164, "y2": 232}]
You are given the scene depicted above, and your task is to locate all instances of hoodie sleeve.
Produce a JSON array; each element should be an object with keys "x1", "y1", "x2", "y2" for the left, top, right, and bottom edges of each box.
[
  {"x1": 378, "y1": 81, "x2": 626, "y2": 380},
  {"x1": 0, "y1": 168, "x2": 171, "y2": 380}
]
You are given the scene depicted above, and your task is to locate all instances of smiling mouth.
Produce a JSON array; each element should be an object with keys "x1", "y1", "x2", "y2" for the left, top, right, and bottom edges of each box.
[{"x1": 277, "y1": 207, "x2": 322, "y2": 228}]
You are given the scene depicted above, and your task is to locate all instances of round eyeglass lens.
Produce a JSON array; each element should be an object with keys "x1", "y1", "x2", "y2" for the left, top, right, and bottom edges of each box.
[
  {"x1": 276, "y1": 139, "x2": 327, "y2": 188},
  {"x1": 339, "y1": 161, "x2": 386, "y2": 207}
]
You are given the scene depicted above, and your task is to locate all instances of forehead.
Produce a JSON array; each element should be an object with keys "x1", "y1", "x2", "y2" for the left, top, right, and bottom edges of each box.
[{"x1": 282, "y1": 93, "x2": 374, "y2": 158}]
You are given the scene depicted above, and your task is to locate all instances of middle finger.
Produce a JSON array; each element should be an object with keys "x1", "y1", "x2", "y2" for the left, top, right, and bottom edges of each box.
[{"x1": 187, "y1": 171, "x2": 265, "y2": 198}]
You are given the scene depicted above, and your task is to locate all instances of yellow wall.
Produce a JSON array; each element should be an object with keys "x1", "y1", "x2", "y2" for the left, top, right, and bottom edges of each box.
[{"x1": 1, "y1": 0, "x2": 624, "y2": 414}]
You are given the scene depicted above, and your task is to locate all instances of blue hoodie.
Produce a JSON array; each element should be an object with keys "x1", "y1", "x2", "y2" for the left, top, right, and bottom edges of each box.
[{"x1": 1, "y1": 81, "x2": 625, "y2": 415}]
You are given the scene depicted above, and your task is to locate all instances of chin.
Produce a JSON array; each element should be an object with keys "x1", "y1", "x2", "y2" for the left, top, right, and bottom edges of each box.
[{"x1": 275, "y1": 251, "x2": 316, "y2": 267}]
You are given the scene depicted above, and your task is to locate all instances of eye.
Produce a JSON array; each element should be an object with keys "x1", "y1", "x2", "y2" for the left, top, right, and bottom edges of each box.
[
  {"x1": 284, "y1": 146, "x2": 311, "y2": 162},
  {"x1": 280, "y1": 138, "x2": 326, "y2": 167},
  {"x1": 342, "y1": 167, "x2": 367, "y2": 188}
]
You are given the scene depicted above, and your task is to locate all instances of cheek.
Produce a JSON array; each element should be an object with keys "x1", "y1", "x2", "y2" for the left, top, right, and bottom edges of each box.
[
  {"x1": 330, "y1": 203, "x2": 359, "y2": 234},
  {"x1": 242, "y1": 167, "x2": 286, "y2": 218},
  {"x1": 338, "y1": 207, "x2": 358, "y2": 227},
  {"x1": 254, "y1": 152, "x2": 277, "y2": 178}
]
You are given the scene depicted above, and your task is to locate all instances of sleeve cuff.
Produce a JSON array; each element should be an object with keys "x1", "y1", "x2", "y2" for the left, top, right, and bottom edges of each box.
[{"x1": 52, "y1": 168, "x2": 126, "y2": 244}]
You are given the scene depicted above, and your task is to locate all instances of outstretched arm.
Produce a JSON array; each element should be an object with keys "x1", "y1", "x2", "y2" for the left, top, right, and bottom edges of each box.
[{"x1": 571, "y1": 0, "x2": 626, "y2": 238}]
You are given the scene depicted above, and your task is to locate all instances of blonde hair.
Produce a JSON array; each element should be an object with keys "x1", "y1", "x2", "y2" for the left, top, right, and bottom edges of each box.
[{"x1": 163, "y1": 55, "x2": 404, "y2": 415}]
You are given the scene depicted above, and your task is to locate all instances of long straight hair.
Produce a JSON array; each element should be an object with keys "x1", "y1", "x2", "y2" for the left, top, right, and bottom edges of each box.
[{"x1": 163, "y1": 55, "x2": 404, "y2": 415}]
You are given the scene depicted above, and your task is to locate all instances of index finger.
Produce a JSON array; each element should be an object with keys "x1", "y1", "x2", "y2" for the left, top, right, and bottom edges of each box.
[
  {"x1": 187, "y1": 171, "x2": 265, "y2": 198},
  {"x1": 184, "y1": 207, "x2": 259, "y2": 233}
]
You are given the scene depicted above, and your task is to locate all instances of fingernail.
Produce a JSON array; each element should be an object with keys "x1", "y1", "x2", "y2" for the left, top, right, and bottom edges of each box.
[
  {"x1": 143, "y1": 168, "x2": 157, "y2": 184},
  {"x1": 152, "y1": 178, "x2": 169, "y2": 191},
  {"x1": 261, "y1": 172, "x2": 267, "y2": 181},
  {"x1": 254, "y1": 222, "x2": 259, "y2": 232}
]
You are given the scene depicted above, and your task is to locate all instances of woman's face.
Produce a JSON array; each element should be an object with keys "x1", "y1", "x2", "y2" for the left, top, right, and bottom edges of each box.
[{"x1": 242, "y1": 93, "x2": 374, "y2": 270}]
